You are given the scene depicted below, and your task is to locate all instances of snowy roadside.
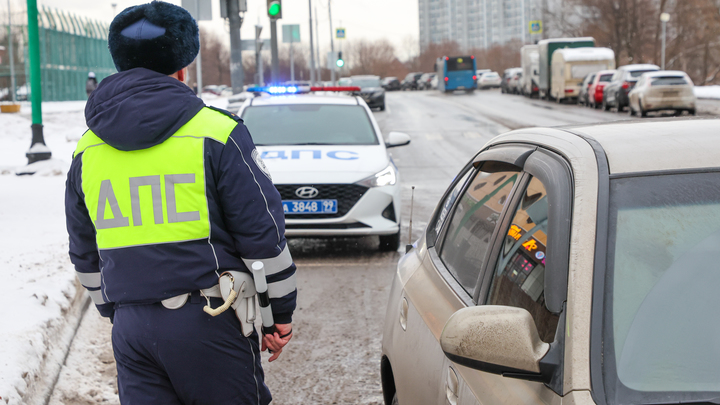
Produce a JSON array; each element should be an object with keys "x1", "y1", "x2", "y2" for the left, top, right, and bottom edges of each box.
[
  {"x1": 694, "y1": 85, "x2": 720, "y2": 99},
  {"x1": 0, "y1": 101, "x2": 87, "y2": 405},
  {"x1": 0, "y1": 95, "x2": 228, "y2": 405}
]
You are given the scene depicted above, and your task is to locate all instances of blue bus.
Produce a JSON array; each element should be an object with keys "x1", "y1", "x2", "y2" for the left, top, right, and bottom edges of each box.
[{"x1": 436, "y1": 55, "x2": 478, "y2": 93}]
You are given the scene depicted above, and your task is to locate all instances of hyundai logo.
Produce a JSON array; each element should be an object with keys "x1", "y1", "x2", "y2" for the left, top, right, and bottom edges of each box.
[{"x1": 295, "y1": 186, "x2": 319, "y2": 199}]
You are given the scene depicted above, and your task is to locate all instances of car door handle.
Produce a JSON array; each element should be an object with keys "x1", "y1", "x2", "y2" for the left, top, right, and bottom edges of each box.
[
  {"x1": 399, "y1": 297, "x2": 408, "y2": 331},
  {"x1": 446, "y1": 366, "x2": 458, "y2": 405}
]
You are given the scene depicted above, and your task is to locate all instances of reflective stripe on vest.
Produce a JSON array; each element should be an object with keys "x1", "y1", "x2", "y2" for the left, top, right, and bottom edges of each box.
[{"x1": 74, "y1": 107, "x2": 237, "y2": 250}]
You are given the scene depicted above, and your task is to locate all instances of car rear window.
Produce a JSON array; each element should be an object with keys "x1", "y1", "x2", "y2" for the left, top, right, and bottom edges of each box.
[
  {"x1": 241, "y1": 104, "x2": 378, "y2": 146},
  {"x1": 651, "y1": 76, "x2": 688, "y2": 86},
  {"x1": 629, "y1": 69, "x2": 657, "y2": 78},
  {"x1": 599, "y1": 74, "x2": 613, "y2": 82}
]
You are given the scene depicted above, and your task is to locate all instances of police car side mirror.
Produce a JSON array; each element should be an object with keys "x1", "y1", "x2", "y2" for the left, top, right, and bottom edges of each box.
[{"x1": 386, "y1": 132, "x2": 411, "y2": 148}]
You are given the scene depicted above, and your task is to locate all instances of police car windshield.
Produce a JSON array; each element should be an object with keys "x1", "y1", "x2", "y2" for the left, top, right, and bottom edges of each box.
[{"x1": 242, "y1": 104, "x2": 379, "y2": 146}]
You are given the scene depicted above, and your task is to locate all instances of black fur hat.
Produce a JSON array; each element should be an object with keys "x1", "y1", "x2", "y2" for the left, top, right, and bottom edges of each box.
[{"x1": 108, "y1": 1, "x2": 199, "y2": 75}]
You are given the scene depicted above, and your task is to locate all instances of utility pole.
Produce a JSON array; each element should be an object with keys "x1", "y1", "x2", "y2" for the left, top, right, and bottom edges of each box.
[
  {"x1": 315, "y1": 5, "x2": 321, "y2": 82},
  {"x1": 270, "y1": 19, "x2": 279, "y2": 83},
  {"x1": 8, "y1": 0, "x2": 16, "y2": 103},
  {"x1": 255, "y1": 25, "x2": 264, "y2": 86},
  {"x1": 228, "y1": 0, "x2": 244, "y2": 94},
  {"x1": 328, "y1": 0, "x2": 335, "y2": 85},
  {"x1": 25, "y1": 0, "x2": 51, "y2": 165},
  {"x1": 195, "y1": 0, "x2": 203, "y2": 96},
  {"x1": 660, "y1": 12, "x2": 670, "y2": 70},
  {"x1": 308, "y1": 0, "x2": 316, "y2": 85}
]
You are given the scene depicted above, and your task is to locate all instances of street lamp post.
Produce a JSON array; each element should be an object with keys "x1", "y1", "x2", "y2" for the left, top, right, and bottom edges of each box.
[
  {"x1": 26, "y1": 0, "x2": 51, "y2": 165},
  {"x1": 660, "y1": 12, "x2": 670, "y2": 70}
]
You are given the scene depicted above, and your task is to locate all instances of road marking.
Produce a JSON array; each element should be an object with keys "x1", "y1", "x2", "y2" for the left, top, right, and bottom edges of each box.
[
  {"x1": 463, "y1": 132, "x2": 481, "y2": 138},
  {"x1": 425, "y1": 133, "x2": 443, "y2": 140}
]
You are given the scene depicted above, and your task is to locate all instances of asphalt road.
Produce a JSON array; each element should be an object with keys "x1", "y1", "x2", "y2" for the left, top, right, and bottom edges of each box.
[{"x1": 46, "y1": 89, "x2": 712, "y2": 405}]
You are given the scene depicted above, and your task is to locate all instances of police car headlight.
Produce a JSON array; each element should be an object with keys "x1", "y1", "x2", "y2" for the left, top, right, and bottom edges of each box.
[{"x1": 358, "y1": 164, "x2": 397, "y2": 187}]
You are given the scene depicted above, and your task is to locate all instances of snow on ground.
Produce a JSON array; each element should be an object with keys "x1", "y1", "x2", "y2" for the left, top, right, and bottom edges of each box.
[
  {"x1": 0, "y1": 95, "x2": 228, "y2": 405},
  {"x1": 694, "y1": 85, "x2": 720, "y2": 99}
]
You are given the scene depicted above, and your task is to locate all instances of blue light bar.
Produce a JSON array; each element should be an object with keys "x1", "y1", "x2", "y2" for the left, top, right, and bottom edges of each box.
[{"x1": 247, "y1": 85, "x2": 305, "y2": 95}]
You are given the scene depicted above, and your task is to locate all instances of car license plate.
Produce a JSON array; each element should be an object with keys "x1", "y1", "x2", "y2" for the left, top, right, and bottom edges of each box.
[
  {"x1": 457, "y1": 86, "x2": 465, "y2": 89},
  {"x1": 663, "y1": 91, "x2": 679, "y2": 97},
  {"x1": 282, "y1": 200, "x2": 337, "y2": 214}
]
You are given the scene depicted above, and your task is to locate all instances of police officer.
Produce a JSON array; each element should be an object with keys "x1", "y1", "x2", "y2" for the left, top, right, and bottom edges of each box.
[{"x1": 65, "y1": 2, "x2": 295, "y2": 404}]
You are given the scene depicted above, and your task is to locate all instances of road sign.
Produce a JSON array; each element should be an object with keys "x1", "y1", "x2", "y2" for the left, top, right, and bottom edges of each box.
[
  {"x1": 241, "y1": 39, "x2": 271, "y2": 51},
  {"x1": 529, "y1": 20, "x2": 543, "y2": 34},
  {"x1": 282, "y1": 24, "x2": 301, "y2": 43},
  {"x1": 327, "y1": 51, "x2": 338, "y2": 69},
  {"x1": 220, "y1": 0, "x2": 247, "y2": 18},
  {"x1": 182, "y1": 0, "x2": 212, "y2": 21},
  {"x1": 336, "y1": 28, "x2": 346, "y2": 39}
]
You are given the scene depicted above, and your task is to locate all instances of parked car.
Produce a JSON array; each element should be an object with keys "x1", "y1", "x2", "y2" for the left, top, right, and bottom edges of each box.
[
  {"x1": 577, "y1": 73, "x2": 596, "y2": 106},
  {"x1": 628, "y1": 70, "x2": 696, "y2": 117},
  {"x1": 508, "y1": 71, "x2": 523, "y2": 94},
  {"x1": 477, "y1": 71, "x2": 501, "y2": 89},
  {"x1": 475, "y1": 69, "x2": 491, "y2": 80},
  {"x1": 350, "y1": 75, "x2": 386, "y2": 111},
  {"x1": 381, "y1": 118, "x2": 720, "y2": 405},
  {"x1": 418, "y1": 73, "x2": 435, "y2": 90},
  {"x1": 401, "y1": 72, "x2": 423, "y2": 90},
  {"x1": 501, "y1": 67, "x2": 521, "y2": 94},
  {"x1": 202, "y1": 85, "x2": 223, "y2": 95},
  {"x1": 588, "y1": 69, "x2": 616, "y2": 108},
  {"x1": 603, "y1": 64, "x2": 659, "y2": 111},
  {"x1": 382, "y1": 77, "x2": 401, "y2": 91}
]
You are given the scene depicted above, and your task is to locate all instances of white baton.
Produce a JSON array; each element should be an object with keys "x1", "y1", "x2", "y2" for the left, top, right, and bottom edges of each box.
[{"x1": 251, "y1": 261, "x2": 277, "y2": 336}]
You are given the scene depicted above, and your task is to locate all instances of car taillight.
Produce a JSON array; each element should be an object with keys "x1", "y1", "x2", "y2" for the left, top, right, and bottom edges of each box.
[
  {"x1": 565, "y1": 89, "x2": 574, "y2": 93},
  {"x1": 622, "y1": 81, "x2": 630, "y2": 89},
  {"x1": 444, "y1": 77, "x2": 449, "y2": 82},
  {"x1": 473, "y1": 75, "x2": 477, "y2": 80},
  {"x1": 532, "y1": 86, "x2": 538, "y2": 91}
]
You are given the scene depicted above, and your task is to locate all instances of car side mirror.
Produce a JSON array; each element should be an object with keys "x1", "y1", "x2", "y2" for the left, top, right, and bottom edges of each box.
[
  {"x1": 386, "y1": 132, "x2": 411, "y2": 148},
  {"x1": 440, "y1": 306, "x2": 550, "y2": 379}
]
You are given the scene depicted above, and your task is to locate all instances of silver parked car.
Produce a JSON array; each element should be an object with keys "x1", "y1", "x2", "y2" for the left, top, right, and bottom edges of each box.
[
  {"x1": 381, "y1": 118, "x2": 720, "y2": 405},
  {"x1": 628, "y1": 71, "x2": 696, "y2": 117}
]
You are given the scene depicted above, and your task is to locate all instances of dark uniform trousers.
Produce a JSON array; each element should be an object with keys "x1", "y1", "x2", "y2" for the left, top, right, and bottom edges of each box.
[{"x1": 112, "y1": 293, "x2": 272, "y2": 405}]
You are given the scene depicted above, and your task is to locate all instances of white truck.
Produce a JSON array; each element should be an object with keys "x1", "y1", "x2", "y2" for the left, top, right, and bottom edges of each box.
[
  {"x1": 538, "y1": 37, "x2": 595, "y2": 100},
  {"x1": 550, "y1": 47, "x2": 615, "y2": 103},
  {"x1": 520, "y1": 45, "x2": 539, "y2": 97}
]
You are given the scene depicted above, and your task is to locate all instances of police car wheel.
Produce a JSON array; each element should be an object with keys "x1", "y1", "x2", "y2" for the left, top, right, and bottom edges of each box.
[{"x1": 379, "y1": 230, "x2": 401, "y2": 252}]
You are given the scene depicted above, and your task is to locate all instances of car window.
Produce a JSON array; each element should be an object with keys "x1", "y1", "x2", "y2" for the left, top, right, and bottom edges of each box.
[
  {"x1": 242, "y1": 105, "x2": 378, "y2": 146},
  {"x1": 486, "y1": 176, "x2": 559, "y2": 343},
  {"x1": 352, "y1": 78, "x2": 381, "y2": 87},
  {"x1": 432, "y1": 168, "x2": 474, "y2": 242},
  {"x1": 630, "y1": 69, "x2": 656, "y2": 78},
  {"x1": 439, "y1": 167, "x2": 519, "y2": 297},
  {"x1": 605, "y1": 172, "x2": 720, "y2": 395},
  {"x1": 650, "y1": 76, "x2": 688, "y2": 86},
  {"x1": 599, "y1": 73, "x2": 613, "y2": 82}
]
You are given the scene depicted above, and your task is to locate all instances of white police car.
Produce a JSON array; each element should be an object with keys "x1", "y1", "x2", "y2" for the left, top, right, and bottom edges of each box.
[{"x1": 237, "y1": 86, "x2": 411, "y2": 251}]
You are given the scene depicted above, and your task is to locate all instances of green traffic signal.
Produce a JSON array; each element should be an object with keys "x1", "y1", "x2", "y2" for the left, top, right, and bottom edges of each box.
[
  {"x1": 267, "y1": 0, "x2": 281, "y2": 17},
  {"x1": 336, "y1": 51, "x2": 344, "y2": 67}
]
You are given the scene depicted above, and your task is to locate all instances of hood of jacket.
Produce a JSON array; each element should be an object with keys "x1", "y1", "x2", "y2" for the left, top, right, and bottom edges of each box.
[{"x1": 85, "y1": 68, "x2": 205, "y2": 151}]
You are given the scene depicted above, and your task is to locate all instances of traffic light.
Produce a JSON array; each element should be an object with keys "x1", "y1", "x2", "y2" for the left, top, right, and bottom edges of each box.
[
  {"x1": 267, "y1": 0, "x2": 282, "y2": 18},
  {"x1": 336, "y1": 51, "x2": 344, "y2": 68}
]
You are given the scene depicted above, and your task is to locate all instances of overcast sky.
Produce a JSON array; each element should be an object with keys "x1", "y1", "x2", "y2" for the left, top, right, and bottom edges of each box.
[{"x1": 23, "y1": 0, "x2": 420, "y2": 60}]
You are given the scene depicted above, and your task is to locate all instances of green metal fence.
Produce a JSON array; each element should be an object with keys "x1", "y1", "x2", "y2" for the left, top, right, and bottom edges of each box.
[{"x1": 31, "y1": 7, "x2": 115, "y2": 101}]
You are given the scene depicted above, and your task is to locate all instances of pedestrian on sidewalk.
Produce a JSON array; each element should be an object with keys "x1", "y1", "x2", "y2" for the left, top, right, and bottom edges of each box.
[
  {"x1": 65, "y1": 1, "x2": 296, "y2": 404},
  {"x1": 85, "y1": 72, "x2": 97, "y2": 97}
]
